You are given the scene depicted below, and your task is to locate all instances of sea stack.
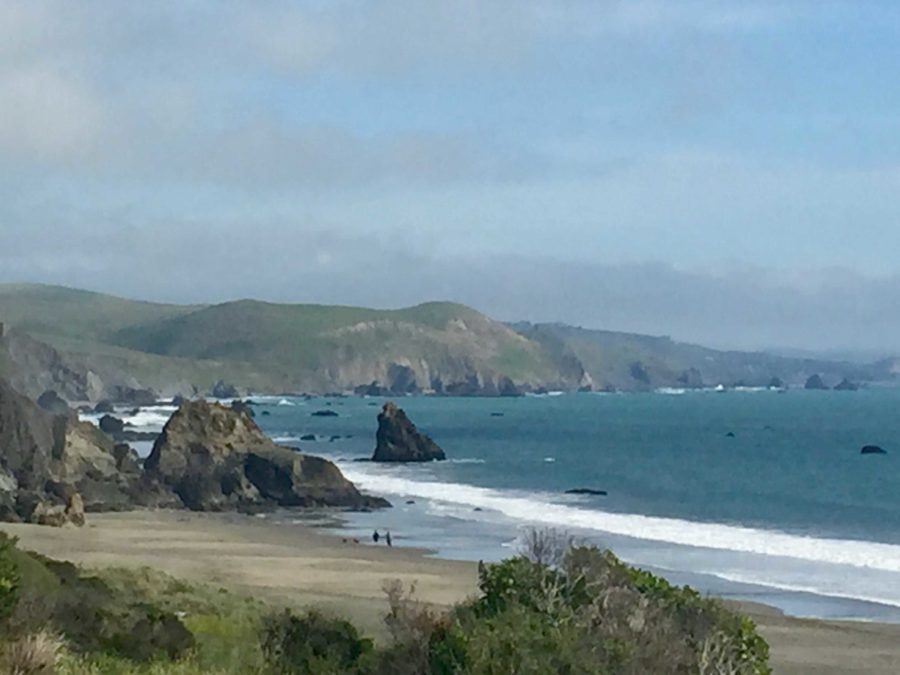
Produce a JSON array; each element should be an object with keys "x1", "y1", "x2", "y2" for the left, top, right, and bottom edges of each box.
[{"x1": 372, "y1": 402, "x2": 446, "y2": 462}]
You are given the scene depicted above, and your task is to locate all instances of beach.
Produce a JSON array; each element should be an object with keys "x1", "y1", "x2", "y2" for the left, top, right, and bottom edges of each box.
[{"x1": 1, "y1": 510, "x2": 898, "y2": 674}]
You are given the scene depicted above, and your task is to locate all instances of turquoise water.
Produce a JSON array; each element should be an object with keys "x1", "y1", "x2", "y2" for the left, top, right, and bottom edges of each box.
[{"x1": 219, "y1": 390, "x2": 900, "y2": 620}]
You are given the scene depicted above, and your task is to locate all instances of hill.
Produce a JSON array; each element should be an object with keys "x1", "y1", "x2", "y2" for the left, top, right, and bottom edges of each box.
[
  {"x1": 0, "y1": 285, "x2": 566, "y2": 399},
  {"x1": 0, "y1": 284, "x2": 893, "y2": 401},
  {"x1": 514, "y1": 322, "x2": 890, "y2": 391}
]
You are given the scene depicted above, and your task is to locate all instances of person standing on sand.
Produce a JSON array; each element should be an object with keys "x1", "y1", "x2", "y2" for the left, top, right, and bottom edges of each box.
[
  {"x1": 386, "y1": 531, "x2": 392, "y2": 547},
  {"x1": 373, "y1": 530, "x2": 380, "y2": 544}
]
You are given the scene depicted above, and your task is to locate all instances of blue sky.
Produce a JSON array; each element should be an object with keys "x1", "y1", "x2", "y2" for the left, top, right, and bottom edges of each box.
[{"x1": 2, "y1": 1, "x2": 900, "y2": 352}]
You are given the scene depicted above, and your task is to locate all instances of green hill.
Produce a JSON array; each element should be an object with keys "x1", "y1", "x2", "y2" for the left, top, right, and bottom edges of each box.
[
  {"x1": 0, "y1": 285, "x2": 562, "y2": 399},
  {"x1": 0, "y1": 284, "x2": 892, "y2": 401}
]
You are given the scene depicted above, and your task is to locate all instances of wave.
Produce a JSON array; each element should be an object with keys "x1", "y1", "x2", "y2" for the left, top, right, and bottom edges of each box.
[
  {"x1": 120, "y1": 408, "x2": 176, "y2": 432},
  {"x1": 447, "y1": 458, "x2": 487, "y2": 465},
  {"x1": 711, "y1": 572, "x2": 900, "y2": 610},
  {"x1": 337, "y1": 465, "x2": 900, "y2": 575}
]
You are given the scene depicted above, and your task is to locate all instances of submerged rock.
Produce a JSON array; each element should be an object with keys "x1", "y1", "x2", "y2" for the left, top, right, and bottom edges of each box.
[
  {"x1": 861, "y1": 445, "x2": 887, "y2": 455},
  {"x1": 145, "y1": 400, "x2": 387, "y2": 511},
  {"x1": 311, "y1": 409, "x2": 339, "y2": 417},
  {"x1": 372, "y1": 402, "x2": 446, "y2": 462},
  {"x1": 565, "y1": 488, "x2": 608, "y2": 496}
]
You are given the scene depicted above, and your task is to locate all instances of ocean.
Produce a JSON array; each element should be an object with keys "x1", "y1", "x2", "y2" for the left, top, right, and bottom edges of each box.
[{"x1": 108, "y1": 389, "x2": 900, "y2": 623}]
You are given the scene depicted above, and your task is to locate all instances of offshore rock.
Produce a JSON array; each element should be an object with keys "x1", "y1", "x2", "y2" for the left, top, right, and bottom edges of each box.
[{"x1": 372, "y1": 402, "x2": 446, "y2": 462}]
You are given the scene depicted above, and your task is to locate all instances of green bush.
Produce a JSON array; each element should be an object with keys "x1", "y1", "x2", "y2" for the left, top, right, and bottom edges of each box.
[
  {"x1": 260, "y1": 609, "x2": 373, "y2": 674},
  {"x1": 411, "y1": 540, "x2": 771, "y2": 675},
  {"x1": 0, "y1": 532, "x2": 21, "y2": 624}
]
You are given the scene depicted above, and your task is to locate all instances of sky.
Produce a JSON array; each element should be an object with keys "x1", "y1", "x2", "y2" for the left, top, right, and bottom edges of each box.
[{"x1": 2, "y1": 1, "x2": 900, "y2": 354}]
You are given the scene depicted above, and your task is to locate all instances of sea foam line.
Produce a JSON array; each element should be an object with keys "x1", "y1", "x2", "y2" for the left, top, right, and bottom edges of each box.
[{"x1": 337, "y1": 466, "x2": 900, "y2": 574}]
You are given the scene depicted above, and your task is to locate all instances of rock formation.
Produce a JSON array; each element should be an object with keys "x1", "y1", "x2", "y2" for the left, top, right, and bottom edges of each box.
[
  {"x1": 144, "y1": 400, "x2": 387, "y2": 512},
  {"x1": 804, "y1": 374, "x2": 828, "y2": 390},
  {"x1": 37, "y1": 390, "x2": 71, "y2": 416},
  {"x1": 861, "y1": 445, "x2": 887, "y2": 455},
  {"x1": 834, "y1": 378, "x2": 859, "y2": 391},
  {"x1": 0, "y1": 378, "x2": 170, "y2": 524},
  {"x1": 372, "y1": 402, "x2": 446, "y2": 462}
]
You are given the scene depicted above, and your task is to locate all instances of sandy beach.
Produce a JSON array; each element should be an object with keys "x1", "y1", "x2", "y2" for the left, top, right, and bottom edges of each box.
[{"x1": 2, "y1": 510, "x2": 898, "y2": 674}]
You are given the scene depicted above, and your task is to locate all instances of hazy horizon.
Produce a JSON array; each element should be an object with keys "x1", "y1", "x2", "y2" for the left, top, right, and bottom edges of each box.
[{"x1": 3, "y1": 2, "x2": 899, "y2": 355}]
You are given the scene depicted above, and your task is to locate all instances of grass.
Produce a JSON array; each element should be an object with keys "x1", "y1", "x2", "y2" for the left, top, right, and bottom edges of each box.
[{"x1": 1, "y1": 284, "x2": 561, "y2": 394}]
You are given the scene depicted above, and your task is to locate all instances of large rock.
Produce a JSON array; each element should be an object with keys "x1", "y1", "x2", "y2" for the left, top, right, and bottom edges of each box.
[
  {"x1": 805, "y1": 374, "x2": 828, "y2": 390},
  {"x1": 210, "y1": 381, "x2": 240, "y2": 399},
  {"x1": 372, "y1": 402, "x2": 446, "y2": 462},
  {"x1": 0, "y1": 378, "x2": 164, "y2": 522},
  {"x1": 99, "y1": 415, "x2": 125, "y2": 435},
  {"x1": 834, "y1": 378, "x2": 859, "y2": 391},
  {"x1": 37, "y1": 390, "x2": 70, "y2": 416},
  {"x1": 144, "y1": 400, "x2": 387, "y2": 512}
]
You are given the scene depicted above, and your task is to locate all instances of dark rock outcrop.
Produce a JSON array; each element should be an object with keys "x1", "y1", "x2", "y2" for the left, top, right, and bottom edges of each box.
[
  {"x1": 565, "y1": 488, "x2": 608, "y2": 496},
  {"x1": 387, "y1": 363, "x2": 418, "y2": 394},
  {"x1": 834, "y1": 378, "x2": 859, "y2": 391},
  {"x1": 144, "y1": 400, "x2": 387, "y2": 512},
  {"x1": 677, "y1": 368, "x2": 704, "y2": 389},
  {"x1": 107, "y1": 386, "x2": 157, "y2": 407},
  {"x1": 372, "y1": 402, "x2": 446, "y2": 462},
  {"x1": 861, "y1": 445, "x2": 887, "y2": 455},
  {"x1": 94, "y1": 400, "x2": 115, "y2": 414},
  {"x1": 311, "y1": 409, "x2": 339, "y2": 417},
  {"x1": 629, "y1": 362, "x2": 651, "y2": 385},
  {"x1": 210, "y1": 381, "x2": 239, "y2": 399},
  {"x1": 0, "y1": 378, "x2": 173, "y2": 522},
  {"x1": 99, "y1": 415, "x2": 125, "y2": 435},
  {"x1": 37, "y1": 390, "x2": 70, "y2": 416},
  {"x1": 355, "y1": 382, "x2": 389, "y2": 397},
  {"x1": 230, "y1": 399, "x2": 255, "y2": 418},
  {"x1": 804, "y1": 374, "x2": 828, "y2": 390},
  {"x1": 768, "y1": 377, "x2": 785, "y2": 389}
]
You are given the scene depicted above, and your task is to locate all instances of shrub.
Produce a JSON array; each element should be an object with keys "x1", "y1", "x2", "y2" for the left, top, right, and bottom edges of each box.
[
  {"x1": 260, "y1": 609, "x2": 373, "y2": 674},
  {"x1": 415, "y1": 538, "x2": 771, "y2": 675},
  {"x1": 1, "y1": 629, "x2": 65, "y2": 675},
  {"x1": 0, "y1": 532, "x2": 21, "y2": 624}
]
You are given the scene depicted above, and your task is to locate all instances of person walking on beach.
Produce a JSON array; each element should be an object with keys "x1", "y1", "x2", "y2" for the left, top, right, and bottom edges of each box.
[
  {"x1": 372, "y1": 530, "x2": 380, "y2": 544},
  {"x1": 385, "y1": 530, "x2": 393, "y2": 547}
]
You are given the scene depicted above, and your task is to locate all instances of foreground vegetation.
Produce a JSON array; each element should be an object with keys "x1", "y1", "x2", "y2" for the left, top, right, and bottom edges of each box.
[{"x1": 0, "y1": 530, "x2": 769, "y2": 674}]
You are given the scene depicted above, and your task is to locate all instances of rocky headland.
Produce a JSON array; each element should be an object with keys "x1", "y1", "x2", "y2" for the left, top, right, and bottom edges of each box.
[{"x1": 0, "y1": 378, "x2": 388, "y2": 527}]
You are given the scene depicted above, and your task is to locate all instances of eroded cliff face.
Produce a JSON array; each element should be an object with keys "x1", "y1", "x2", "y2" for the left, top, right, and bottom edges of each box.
[{"x1": 144, "y1": 400, "x2": 388, "y2": 512}]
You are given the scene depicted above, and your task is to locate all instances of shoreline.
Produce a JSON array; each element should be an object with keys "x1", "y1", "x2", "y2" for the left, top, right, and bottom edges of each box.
[{"x1": 2, "y1": 510, "x2": 899, "y2": 674}]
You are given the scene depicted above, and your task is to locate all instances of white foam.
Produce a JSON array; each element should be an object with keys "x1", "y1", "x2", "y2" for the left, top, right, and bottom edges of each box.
[
  {"x1": 448, "y1": 458, "x2": 487, "y2": 465},
  {"x1": 120, "y1": 407, "x2": 176, "y2": 432},
  {"x1": 712, "y1": 572, "x2": 900, "y2": 609},
  {"x1": 337, "y1": 465, "x2": 900, "y2": 575},
  {"x1": 656, "y1": 387, "x2": 687, "y2": 395}
]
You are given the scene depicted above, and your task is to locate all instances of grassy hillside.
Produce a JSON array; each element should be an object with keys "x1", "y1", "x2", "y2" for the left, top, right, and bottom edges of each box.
[
  {"x1": 0, "y1": 284, "x2": 197, "y2": 345},
  {"x1": 0, "y1": 285, "x2": 560, "y2": 396},
  {"x1": 0, "y1": 284, "x2": 891, "y2": 398}
]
